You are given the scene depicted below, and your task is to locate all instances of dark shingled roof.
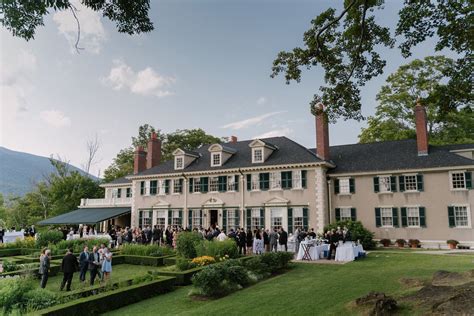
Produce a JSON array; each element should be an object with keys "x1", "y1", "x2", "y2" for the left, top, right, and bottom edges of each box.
[
  {"x1": 136, "y1": 137, "x2": 322, "y2": 176},
  {"x1": 310, "y1": 139, "x2": 474, "y2": 174},
  {"x1": 38, "y1": 207, "x2": 131, "y2": 225},
  {"x1": 103, "y1": 176, "x2": 132, "y2": 185}
]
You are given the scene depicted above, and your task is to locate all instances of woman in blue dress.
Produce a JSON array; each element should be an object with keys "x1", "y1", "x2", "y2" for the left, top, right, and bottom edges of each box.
[{"x1": 101, "y1": 247, "x2": 113, "y2": 282}]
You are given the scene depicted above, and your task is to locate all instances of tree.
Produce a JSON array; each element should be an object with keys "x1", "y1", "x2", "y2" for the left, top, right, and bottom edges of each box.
[
  {"x1": 82, "y1": 134, "x2": 101, "y2": 176},
  {"x1": 103, "y1": 125, "x2": 224, "y2": 182},
  {"x1": 271, "y1": 0, "x2": 472, "y2": 121},
  {"x1": 1, "y1": 0, "x2": 154, "y2": 51},
  {"x1": 358, "y1": 56, "x2": 473, "y2": 144}
]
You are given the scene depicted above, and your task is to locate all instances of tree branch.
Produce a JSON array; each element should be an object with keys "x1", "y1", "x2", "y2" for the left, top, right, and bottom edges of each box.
[{"x1": 68, "y1": 3, "x2": 84, "y2": 53}]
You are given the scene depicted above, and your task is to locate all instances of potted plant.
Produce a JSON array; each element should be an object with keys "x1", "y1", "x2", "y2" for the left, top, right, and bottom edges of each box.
[
  {"x1": 395, "y1": 239, "x2": 406, "y2": 248},
  {"x1": 408, "y1": 239, "x2": 420, "y2": 249},
  {"x1": 380, "y1": 239, "x2": 391, "y2": 247},
  {"x1": 447, "y1": 240, "x2": 459, "y2": 249}
]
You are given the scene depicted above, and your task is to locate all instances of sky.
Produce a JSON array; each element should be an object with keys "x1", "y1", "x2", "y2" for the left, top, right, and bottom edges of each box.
[{"x1": 0, "y1": 0, "x2": 446, "y2": 177}]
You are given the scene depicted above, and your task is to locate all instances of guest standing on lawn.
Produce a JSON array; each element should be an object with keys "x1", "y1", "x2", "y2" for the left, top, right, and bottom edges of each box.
[
  {"x1": 39, "y1": 249, "x2": 51, "y2": 288},
  {"x1": 253, "y1": 230, "x2": 264, "y2": 255},
  {"x1": 60, "y1": 248, "x2": 78, "y2": 291},
  {"x1": 78, "y1": 245, "x2": 89, "y2": 282},
  {"x1": 238, "y1": 228, "x2": 247, "y2": 255},
  {"x1": 269, "y1": 228, "x2": 279, "y2": 252},
  {"x1": 89, "y1": 246, "x2": 101, "y2": 285},
  {"x1": 279, "y1": 227, "x2": 288, "y2": 252},
  {"x1": 246, "y1": 228, "x2": 253, "y2": 254},
  {"x1": 102, "y1": 248, "x2": 113, "y2": 282}
]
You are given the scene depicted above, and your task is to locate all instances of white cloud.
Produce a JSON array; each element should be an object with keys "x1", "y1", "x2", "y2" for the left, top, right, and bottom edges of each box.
[
  {"x1": 102, "y1": 60, "x2": 175, "y2": 97},
  {"x1": 53, "y1": 1, "x2": 106, "y2": 54},
  {"x1": 253, "y1": 127, "x2": 293, "y2": 139},
  {"x1": 256, "y1": 97, "x2": 267, "y2": 105},
  {"x1": 221, "y1": 111, "x2": 286, "y2": 130},
  {"x1": 40, "y1": 110, "x2": 71, "y2": 128}
]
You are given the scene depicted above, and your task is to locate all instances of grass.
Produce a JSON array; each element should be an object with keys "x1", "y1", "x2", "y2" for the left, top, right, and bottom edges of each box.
[
  {"x1": 104, "y1": 253, "x2": 474, "y2": 316},
  {"x1": 43, "y1": 264, "x2": 161, "y2": 293}
]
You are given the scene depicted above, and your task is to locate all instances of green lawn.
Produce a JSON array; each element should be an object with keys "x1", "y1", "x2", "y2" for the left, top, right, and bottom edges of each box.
[
  {"x1": 44, "y1": 264, "x2": 161, "y2": 293},
  {"x1": 104, "y1": 252, "x2": 474, "y2": 316}
]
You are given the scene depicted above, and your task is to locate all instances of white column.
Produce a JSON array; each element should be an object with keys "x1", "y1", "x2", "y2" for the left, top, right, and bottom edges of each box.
[
  {"x1": 131, "y1": 180, "x2": 138, "y2": 228},
  {"x1": 315, "y1": 167, "x2": 328, "y2": 234}
]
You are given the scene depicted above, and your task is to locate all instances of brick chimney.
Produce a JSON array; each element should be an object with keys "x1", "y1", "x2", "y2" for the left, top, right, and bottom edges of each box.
[
  {"x1": 146, "y1": 132, "x2": 161, "y2": 169},
  {"x1": 415, "y1": 101, "x2": 429, "y2": 156},
  {"x1": 315, "y1": 103, "x2": 330, "y2": 161},
  {"x1": 230, "y1": 136, "x2": 238, "y2": 143},
  {"x1": 134, "y1": 146, "x2": 147, "y2": 174}
]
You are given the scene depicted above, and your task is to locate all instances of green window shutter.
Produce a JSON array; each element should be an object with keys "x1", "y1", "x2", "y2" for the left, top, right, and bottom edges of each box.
[
  {"x1": 139, "y1": 211, "x2": 143, "y2": 228},
  {"x1": 117, "y1": 188, "x2": 121, "y2": 198},
  {"x1": 188, "y1": 210, "x2": 193, "y2": 228},
  {"x1": 302, "y1": 170, "x2": 307, "y2": 188},
  {"x1": 178, "y1": 210, "x2": 183, "y2": 226},
  {"x1": 416, "y1": 174, "x2": 424, "y2": 191},
  {"x1": 448, "y1": 206, "x2": 456, "y2": 227},
  {"x1": 201, "y1": 177, "x2": 209, "y2": 193},
  {"x1": 334, "y1": 179, "x2": 340, "y2": 194},
  {"x1": 349, "y1": 178, "x2": 355, "y2": 193},
  {"x1": 222, "y1": 209, "x2": 227, "y2": 232},
  {"x1": 419, "y1": 207, "x2": 426, "y2": 227},
  {"x1": 246, "y1": 174, "x2": 251, "y2": 191},
  {"x1": 465, "y1": 172, "x2": 472, "y2": 189},
  {"x1": 392, "y1": 207, "x2": 399, "y2": 227},
  {"x1": 401, "y1": 207, "x2": 408, "y2": 227},
  {"x1": 390, "y1": 176, "x2": 397, "y2": 192},
  {"x1": 375, "y1": 208, "x2": 381, "y2": 227},
  {"x1": 168, "y1": 210, "x2": 172, "y2": 225},
  {"x1": 246, "y1": 209, "x2": 251, "y2": 231},
  {"x1": 259, "y1": 173, "x2": 270, "y2": 190},
  {"x1": 189, "y1": 178, "x2": 194, "y2": 193},
  {"x1": 140, "y1": 181, "x2": 145, "y2": 195},
  {"x1": 235, "y1": 209, "x2": 240, "y2": 228},
  {"x1": 373, "y1": 177, "x2": 379, "y2": 193},
  {"x1": 235, "y1": 175, "x2": 239, "y2": 192},
  {"x1": 287, "y1": 208, "x2": 293, "y2": 233},
  {"x1": 350, "y1": 208, "x2": 357, "y2": 221},
  {"x1": 303, "y1": 208, "x2": 308, "y2": 230},
  {"x1": 179, "y1": 179, "x2": 184, "y2": 193},
  {"x1": 218, "y1": 176, "x2": 227, "y2": 192},
  {"x1": 335, "y1": 208, "x2": 341, "y2": 221},
  {"x1": 150, "y1": 180, "x2": 157, "y2": 195},
  {"x1": 165, "y1": 180, "x2": 170, "y2": 194},
  {"x1": 398, "y1": 176, "x2": 405, "y2": 192},
  {"x1": 260, "y1": 208, "x2": 265, "y2": 229},
  {"x1": 199, "y1": 210, "x2": 203, "y2": 227}
]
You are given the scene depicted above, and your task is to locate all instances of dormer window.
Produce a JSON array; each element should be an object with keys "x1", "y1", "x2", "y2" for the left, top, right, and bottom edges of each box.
[
  {"x1": 175, "y1": 156, "x2": 184, "y2": 169},
  {"x1": 211, "y1": 153, "x2": 221, "y2": 167},
  {"x1": 253, "y1": 148, "x2": 263, "y2": 163}
]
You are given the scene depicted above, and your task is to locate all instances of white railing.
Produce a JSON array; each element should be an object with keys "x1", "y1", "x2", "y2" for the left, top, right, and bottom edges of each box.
[{"x1": 80, "y1": 197, "x2": 132, "y2": 208}]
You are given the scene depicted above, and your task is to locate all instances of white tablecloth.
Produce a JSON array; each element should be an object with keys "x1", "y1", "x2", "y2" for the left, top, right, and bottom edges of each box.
[
  {"x1": 335, "y1": 243, "x2": 364, "y2": 262},
  {"x1": 3, "y1": 232, "x2": 25, "y2": 243},
  {"x1": 296, "y1": 242, "x2": 329, "y2": 261}
]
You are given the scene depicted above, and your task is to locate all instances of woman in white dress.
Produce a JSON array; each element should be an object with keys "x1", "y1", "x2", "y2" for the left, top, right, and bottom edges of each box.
[{"x1": 253, "y1": 229, "x2": 264, "y2": 255}]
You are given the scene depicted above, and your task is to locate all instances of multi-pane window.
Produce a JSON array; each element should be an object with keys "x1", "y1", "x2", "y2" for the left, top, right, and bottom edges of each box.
[
  {"x1": 451, "y1": 172, "x2": 466, "y2": 189},
  {"x1": 209, "y1": 177, "x2": 219, "y2": 192},
  {"x1": 141, "y1": 211, "x2": 152, "y2": 227},
  {"x1": 150, "y1": 180, "x2": 158, "y2": 195},
  {"x1": 172, "y1": 210, "x2": 181, "y2": 226},
  {"x1": 270, "y1": 208, "x2": 283, "y2": 230},
  {"x1": 227, "y1": 209, "x2": 239, "y2": 231},
  {"x1": 227, "y1": 176, "x2": 237, "y2": 191},
  {"x1": 126, "y1": 188, "x2": 132, "y2": 198},
  {"x1": 454, "y1": 206, "x2": 469, "y2": 227},
  {"x1": 293, "y1": 170, "x2": 302, "y2": 189},
  {"x1": 281, "y1": 171, "x2": 292, "y2": 189},
  {"x1": 293, "y1": 207, "x2": 303, "y2": 229},
  {"x1": 193, "y1": 178, "x2": 202, "y2": 193},
  {"x1": 381, "y1": 208, "x2": 393, "y2": 227},
  {"x1": 192, "y1": 210, "x2": 201, "y2": 228},
  {"x1": 140, "y1": 181, "x2": 145, "y2": 195},
  {"x1": 379, "y1": 176, "x2": 391, "y2": 193},
  {"x1": 211, "y1": 153, "x2": 221, "y2": 166},
  {"x1": 340, "y1": 207, "x2": 352, "y2": 221},
  {"x1": 251, "y1": 208, "x2": 262, "y2": 229},
  {"x1": 175, "y1": 157, "x2": 184, "y2": 169},
  {"x1": 117, "y1": 188, "x2": 122, "y2": 198},
  {"x1": 173, "y1": 179, "x2": 182, "y2": 194},
  {"x1": 158, "y1": 180, "x2": 166, "y2": 195},
  {"x1": 407, "y1": 207, "x2": 420, "y2": 227},
  {"x1": 270, "y1": 172, "x2": 282, "y2": 190},
  {"x1": 339, "y1": 179, "x2": 351, "y2": 194},
  {"x1": 404, "y1": 175, "x2": 418, "y2": 191},
  {"x1": 253, "y1": 148, "x2": 263, "y2": 163},
  {"x1": 251, "y1": 174, "x2": 259, "y2": 191},
  {"x1": 156, "y1": 210, "x2": 166, "y2": 229}
]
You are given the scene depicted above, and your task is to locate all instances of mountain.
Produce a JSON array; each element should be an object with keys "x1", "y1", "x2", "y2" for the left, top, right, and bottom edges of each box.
[{"x1": 0, "y1": 147, "x2": 98, "y2": 197}]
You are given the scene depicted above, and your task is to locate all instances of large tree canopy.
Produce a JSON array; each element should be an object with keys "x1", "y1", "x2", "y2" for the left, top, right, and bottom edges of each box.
[
  {"x1": 271, "y1": 0, "x2": 472, "y2": 121},
  {"x1": 103, "y1": 125, "x2": 224, "y2": 182},
  {"x1": 358, "y1": 56, "x2": 473, "y2": 144}
]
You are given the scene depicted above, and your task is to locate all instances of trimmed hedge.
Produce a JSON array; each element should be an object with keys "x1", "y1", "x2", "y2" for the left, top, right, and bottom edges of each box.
[
  {"x1": 0, "y1": 264, "x2": 61, "y2": 278},
  {"x1": 33, "y1": 277, "x2": 176, "y2": 315},
  {"x1": 154, "y1": 266, "x2": 204, "y2": 285},
  {"x1": 163, "y1": 256, "x2": 177, "y2": 266},
  {"x1": 0, "y1": 248, "x2": 36, "y2": 257},
  {"x1": 123, "y1": 255, "x2": 169, "y2": 266}
]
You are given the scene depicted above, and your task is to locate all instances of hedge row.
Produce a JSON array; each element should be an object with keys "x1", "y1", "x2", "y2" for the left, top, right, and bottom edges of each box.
[
  {"x1": 153, "y1": 266, "x2": 204, "y2": 285},
  {"x1": 33, "y1": 277, "x2": 176, "y2": 315},
  {"x1": 0, "y1": 263, "x2": 61, "y2": 278},
  {"x1": 0, "y1": 248, "x2": 36, "y2": 257}
]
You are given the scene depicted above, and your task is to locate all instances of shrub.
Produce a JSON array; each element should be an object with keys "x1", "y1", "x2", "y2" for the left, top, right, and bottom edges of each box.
[
  {"x1": 408, "y1": 239, "x2": 420, "y2": 247},
  {"x1": 0, "y1": 237, "x2": 36, "y2": 250},
  {"x1": 447, "y1": 239, "x2": 459, "y2": 245},
  {"x1": 395, "y1": 239, "x2": 406, "y2": 247},
  {"x1": 176, "y1": 258, "x2": 197, "y2": 271},
  {"x1": 23, "y1": 288, "x2": 58, "y2": 313},
  {"x1": 195, "y1": 239, "x2": 239, "y2": 259},
  {"x1": 191, "y1": 264, "x2": 225, "y2": 297},
  {"x1": 35, "y1": 231, "x2": 63, "y2": 248},
  {"x1": 121, "y1": 244, "x2": 174, "y2": 257},
  {"x1": 323, "y1": 220, "x2": 376, "y2": 250},
  {"x1": 176, "y1": 232, "x2": 203, "y2": 259},
  {"x1": 191, "y1": 256, "x2": 216, "y2": 267},
  {"x1": 379, "y1": 239, "x2": 391, "y2": 247},
  {"x1": 55, "y1": 238, "x2": 111, "y2": 253},
  {"x1": 1, "y1": 260, "x2": 18, "y2": 273},
  {"x1": 243, "y1": 256, "x2": 269, "y2": 279}
]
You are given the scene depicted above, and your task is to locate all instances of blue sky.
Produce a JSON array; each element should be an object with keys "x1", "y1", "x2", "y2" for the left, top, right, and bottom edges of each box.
[{"x1": 0, "y1": 0, "x2": 445, "y2": 177}]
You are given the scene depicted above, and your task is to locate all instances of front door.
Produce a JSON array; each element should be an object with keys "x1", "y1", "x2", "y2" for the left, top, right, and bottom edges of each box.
[{"x1": 210, "y1": 209, "x2": 218, "y2": 228}]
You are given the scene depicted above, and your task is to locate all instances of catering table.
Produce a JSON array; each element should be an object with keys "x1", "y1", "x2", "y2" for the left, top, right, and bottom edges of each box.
[
  {"x1": 335, "y1": 242, "x2": 364, "y2": 262},
  {"x1": 296, "y1": 241, "x2": 329, "y2": 261},
  {"x1": 3, "y1": 231, "x2": 25, "y2": 243}
]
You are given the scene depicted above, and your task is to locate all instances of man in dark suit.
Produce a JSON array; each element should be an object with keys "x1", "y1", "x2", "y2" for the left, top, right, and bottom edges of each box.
[
  {"x1": 237, "y1": 228, "x2": 247, "y2": 255},
  {"x1": 327, "y1": 229, "x2": 338, "y2": 260},
  {"x1": 152, "y1": 225, "x2": 161, "y2": 245},
  {"x1": 88, "y1": 246, "x2": 101, "y2": 285},
  {"x1": 60, "y1": 249, "x2": 78, "y2": 291},
  {"x1": 78, "y1": 245, "x2": 89, "y2": 282},
  {"x1": 279, "y1": 227, "x2": 288, "y2": 252}
]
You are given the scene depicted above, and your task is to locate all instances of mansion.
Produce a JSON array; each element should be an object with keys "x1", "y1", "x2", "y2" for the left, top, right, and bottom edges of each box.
[{"x1": 75, "y1": 104, "x2": 473, "y2": 247}]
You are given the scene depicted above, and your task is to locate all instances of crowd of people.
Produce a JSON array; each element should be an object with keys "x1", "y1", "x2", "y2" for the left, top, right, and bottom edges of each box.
[
  {"x1": 38, "y1": 243, "x2": 113, "y2": 291},
  {"x1": 323, "y1": 226, "x2": 352, "y2": 260}
]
